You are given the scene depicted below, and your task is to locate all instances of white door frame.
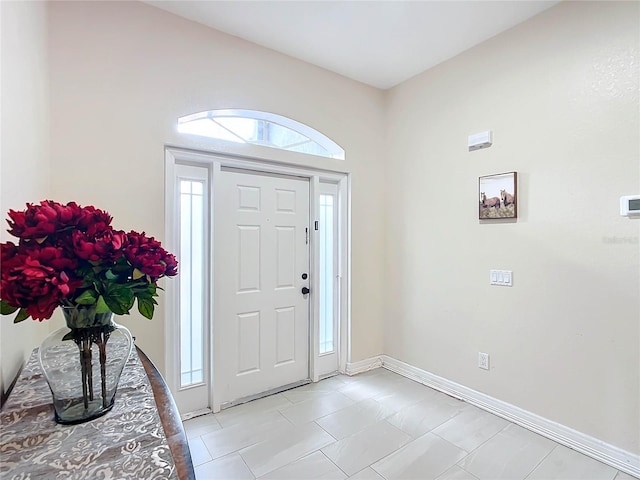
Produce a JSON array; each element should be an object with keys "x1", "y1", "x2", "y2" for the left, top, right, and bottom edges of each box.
[{"x1": 165, "y1": 146, "x2": 351, "y2": 415}]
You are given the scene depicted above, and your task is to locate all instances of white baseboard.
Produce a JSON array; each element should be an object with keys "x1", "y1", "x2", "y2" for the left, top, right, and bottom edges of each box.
[
  {"x1": 348, "y1": 354, "x2": 639, "y2": 478},
  {"x1": 345, "y1": 356, "x2": 383, "y2": 375}
]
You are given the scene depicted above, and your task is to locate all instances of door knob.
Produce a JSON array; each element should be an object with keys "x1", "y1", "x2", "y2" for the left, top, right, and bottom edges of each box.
[{"x1": 301, "y1": 287, "x2": 310, "y2": 295}]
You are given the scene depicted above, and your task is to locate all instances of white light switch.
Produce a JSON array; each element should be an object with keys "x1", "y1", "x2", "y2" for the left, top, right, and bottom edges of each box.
[{"x1": 490, "y1": 270, "x2": 513, "y2": 287}]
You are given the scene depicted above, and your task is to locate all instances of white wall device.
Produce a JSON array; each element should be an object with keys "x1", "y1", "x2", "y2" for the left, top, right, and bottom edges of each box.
[
  {"x1": 468, "y1": 131, "x2": 493, "y2": 151},
  {"x1": 490, "y1": 269, "x2": 512, "y2": 286},
  {"x1": 620, "y1": 195, "x2": 640, "y2": 216}
]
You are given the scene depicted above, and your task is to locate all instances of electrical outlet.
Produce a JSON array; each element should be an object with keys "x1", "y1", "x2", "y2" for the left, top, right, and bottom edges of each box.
[{"x1": 478, "y1": 352, "x2": 490, "y2": 370}]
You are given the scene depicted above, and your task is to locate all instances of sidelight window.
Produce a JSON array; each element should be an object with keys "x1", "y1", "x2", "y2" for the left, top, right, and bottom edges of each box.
[
  {"x1": 318, "y1": 186, "x2": 338, "y2": 356},
  {"x1": 179, "y1": 179, "x2": 206, "y2": 387}
]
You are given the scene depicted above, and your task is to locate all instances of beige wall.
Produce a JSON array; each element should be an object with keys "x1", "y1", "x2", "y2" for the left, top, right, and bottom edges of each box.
[
  {"x1": 47, "y1": 1, "x2": 387, "y2": 373},
  {"x1": 385, "y1": 1, "x2": 639, "y2": 454},
  {"x1": 0, "y1": 1, "x2": 51, "y2": 399}
]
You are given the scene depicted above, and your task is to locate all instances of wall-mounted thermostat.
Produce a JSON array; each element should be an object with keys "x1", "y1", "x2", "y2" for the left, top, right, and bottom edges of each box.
[
  {"x1": 468, "y1": 131, "x2": 492, "y2": 151},
  {"x1": 620, "y1": 195, "x2": 640, "y2": 216}
]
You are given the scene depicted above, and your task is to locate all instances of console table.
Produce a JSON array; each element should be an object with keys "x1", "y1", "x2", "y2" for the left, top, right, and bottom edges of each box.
[{"x1": 0, "y1": 346, "x2": 195, "y2": 480}]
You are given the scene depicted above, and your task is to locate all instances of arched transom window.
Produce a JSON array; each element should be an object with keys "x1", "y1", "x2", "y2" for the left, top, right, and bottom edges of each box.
[{"x1": 178, "y1": 109, "x2": 345, "y2": 160}]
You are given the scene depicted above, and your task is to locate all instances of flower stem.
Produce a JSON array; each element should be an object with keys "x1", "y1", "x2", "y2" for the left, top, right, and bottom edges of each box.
[
  {"x1": 97, "y1": 328, "x2": 111, "y2": 408},
  {"x1": 75, "y1": 332, "x2": 93, "y2": 410},
  {"x1": 86, "y1": 337, "x2": 94, "y2": 402},
  {"x1": 72, "y1": 323, "x2": 114, "y2": 411},
  {"x1": 78, "y1": 341, "x2": 88, "y2": 409}
]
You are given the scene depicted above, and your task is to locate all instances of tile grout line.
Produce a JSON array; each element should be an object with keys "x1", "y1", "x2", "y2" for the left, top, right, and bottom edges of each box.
[
  {"x1": 197, "y1": 434, "x2": 215, "y2": 466},
  {"x1": 275, "y1": 408, "x2": 296, "y2": 426},
  {"x1": 313, "y1": 417, "x2": 339, "y2": 442},
  {"x1": 237, "y1": 450, "x2": 257, "y2": 480},
  {"x1": 453, "y1": 465, "x2": 481, "y2": 480},
  {"x1": 188, "y1": 435, "x2": 213, "y2": 469},
  {"x1": 318, "y1": 449, "x2": 350, "y2": 479},
  {"x1": 432, "y1": 415, "x2": 510, "y2": 458},
  {"x1": 353, "y1": 419, "x2": 413, "y2": 478},
  {"x1": 522, "y1": 444, "x2": 558, "y2": 480}
]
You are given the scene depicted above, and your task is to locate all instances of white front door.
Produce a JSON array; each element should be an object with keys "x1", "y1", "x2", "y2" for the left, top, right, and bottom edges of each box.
[{"x1": 215, "y1": 169, "x2": 310, "y2": 406}]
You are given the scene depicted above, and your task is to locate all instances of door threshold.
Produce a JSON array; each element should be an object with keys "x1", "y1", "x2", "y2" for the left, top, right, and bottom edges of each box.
[
  {"x1": 220, "y1": 379, "x2": 311, "y2": 410},
  {"x1": 319, "y1": 371, "x2": 339, "y2": 380},
  {"x1": 181, "y1": 407, "x2": 213, "y2": 421}
]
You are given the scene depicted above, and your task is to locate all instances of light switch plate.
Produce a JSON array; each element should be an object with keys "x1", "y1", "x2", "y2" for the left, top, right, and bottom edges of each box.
[{"x1": 490, "y1": 270, "x2": 513, "y2": 286}]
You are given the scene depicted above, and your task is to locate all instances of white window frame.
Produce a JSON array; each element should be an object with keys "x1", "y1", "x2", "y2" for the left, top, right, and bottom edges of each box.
[
  {"x1": 165, "y1": 145, "x2": 351, "y2": 415},
  {"x1": 313, "y1": 182, "x2": 341, "y2": 377},
  {"x1": 178, "y1": 109, "x2": 345, "y2": 160},
  {"x1": 178, "y1": 176, "x2": 207, "y2": 388},
  {"x1": 165, "y1": 163, "x2": 212, "y2": 416}
]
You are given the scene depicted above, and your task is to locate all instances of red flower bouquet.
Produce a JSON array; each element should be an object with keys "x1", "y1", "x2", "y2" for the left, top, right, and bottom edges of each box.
[{"x1": 0, "y1": 200, "x2": 178, "y2": 322}]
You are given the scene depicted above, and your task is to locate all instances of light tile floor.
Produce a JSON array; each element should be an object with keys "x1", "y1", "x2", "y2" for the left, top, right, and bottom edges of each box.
[{"x1": 184, "y1": 368, "x2": 637, "y2": 480}]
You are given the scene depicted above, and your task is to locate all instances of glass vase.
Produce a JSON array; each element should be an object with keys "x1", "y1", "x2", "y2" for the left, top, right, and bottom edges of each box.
[{"x1": 38, "y1": 305, "x2": 133, "y2": 424}]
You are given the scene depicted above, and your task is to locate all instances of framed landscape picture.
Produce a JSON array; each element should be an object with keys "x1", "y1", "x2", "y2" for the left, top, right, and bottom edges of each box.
[{"x1": 479, "y1": 172, "x2": 517, "y2": 219}]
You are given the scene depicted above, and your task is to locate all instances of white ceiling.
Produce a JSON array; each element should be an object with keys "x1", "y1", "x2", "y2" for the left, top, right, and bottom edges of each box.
[{"x1": 144, "y1": 1, "x2": 559, "y2": 90}]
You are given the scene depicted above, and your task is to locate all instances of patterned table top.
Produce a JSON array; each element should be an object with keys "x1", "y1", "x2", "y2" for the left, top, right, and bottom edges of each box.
[{"x1": 1, "y1": 347, "x2": 178, "y2": 480}]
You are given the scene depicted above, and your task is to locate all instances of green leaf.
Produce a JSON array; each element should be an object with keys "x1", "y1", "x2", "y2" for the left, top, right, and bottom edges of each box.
[
  {"x1": 1, "y1": 300, "x2": 18, "y2": 315},
  {"x1": 102, "y1": 284, "x2": 135, "y2": 315},
  {"x1": 105, "y1": 269, "x2": 118, "y2": 281},
  {"x1": 137, "y1": 297, "x2": 155, "y2": 319},
  {"x1": 14, "y1": 308, "x2": 30, "y2": 323},
  {"x1": 74, "y1": 290, "x2": 98, "y2": 305},
  {"x1": 134, "y1": 283, "x2": 157, "y2": 299},
  {"x1": 62, "y1": 331, "x2": 76, "y2": 342},
  {"x1": 95, "y1": 295, "x2": 110, "y2": 314}
]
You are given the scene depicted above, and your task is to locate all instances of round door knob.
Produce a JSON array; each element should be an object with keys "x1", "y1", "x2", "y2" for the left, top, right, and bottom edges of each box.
[{"x1": 301, "y1": 287, "x2": 310, "y2": 295}]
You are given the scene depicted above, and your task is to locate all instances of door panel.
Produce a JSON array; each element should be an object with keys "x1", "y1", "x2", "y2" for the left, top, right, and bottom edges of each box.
[
  {"x1": 238, "y1": 226, "x2": 260, "y2": 292},
  {"x1": 216, "y1": 169, "x2": 310, "y2": 405},
  {"x1": 275, "y1": 307, "x2": 295, "y2": 365},
  {"x1": 276, "y1": 227, "x2": 296, "y2": 288},
  {"x1": 237, "y1": 311, "x2": 260, "y2": 374}
]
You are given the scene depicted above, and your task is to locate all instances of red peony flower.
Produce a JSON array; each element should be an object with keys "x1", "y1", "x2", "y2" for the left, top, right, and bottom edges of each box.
[
  {"x1": 1, "y1": 241, "x2": 18, "y2": 263},
  {"x1": 163, "y1": 251, "x2": 178, "y2": 277},
  {"x1": 124, "y1": 231, "x2": 178, "y2": 280},
  {"x1": 72, "y1": 229, "x2": 127, "y2": 263},
  {"x1": 25, "y1": 295, "x2": 61, "y2": 322},
  {"x1": 51, "y1": 201, "x2": 83, "y2": 225},
  {"x1": 77, "y1": 206, "x2": 113, "y2": 237},
  {"x1": 1, "y1": 243, "x2": 23, "y2": 291},
  {"x1": 6, "y1": 200, "x2": 84, "y2": 240},
  {"x1": 0, "y1": 244, "x2": 80, "y2": 320},
  {"x1": 0, "y1": 243, "x2": 28, "y2": 303},
  {"x1": 7, "y1": 202, "x2": 58, "y2": 239}
]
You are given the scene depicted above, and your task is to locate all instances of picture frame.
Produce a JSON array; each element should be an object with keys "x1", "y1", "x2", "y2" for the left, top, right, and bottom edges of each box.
[{"x1": 479, "y1": 172, "x2": 517, "y2": 220}]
